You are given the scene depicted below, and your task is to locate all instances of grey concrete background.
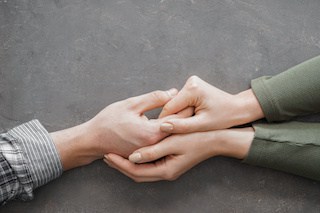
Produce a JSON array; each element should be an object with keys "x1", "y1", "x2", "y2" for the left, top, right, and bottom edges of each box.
[{"x1": 1, "y1": 0, "x2": 320, "y2": 212}]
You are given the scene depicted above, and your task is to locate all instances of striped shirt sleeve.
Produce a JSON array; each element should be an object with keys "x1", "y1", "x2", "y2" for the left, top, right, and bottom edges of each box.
[{"x1": 0, "y1": 120, "x2": 63, "y2": 205}]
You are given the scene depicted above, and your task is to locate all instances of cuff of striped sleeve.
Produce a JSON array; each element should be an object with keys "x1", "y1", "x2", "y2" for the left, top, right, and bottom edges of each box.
[{"x1": 7, "y1": 120, "x2": 63, "y2": 189}]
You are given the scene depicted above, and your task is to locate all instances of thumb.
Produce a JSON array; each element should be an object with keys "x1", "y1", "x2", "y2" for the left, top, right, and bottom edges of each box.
[
  {"x1": 160, "y1": 114, "x2": 207, "y2": 134},
  {"x1": 129, "y1": 139, "x2": 173, "y2": 164}
]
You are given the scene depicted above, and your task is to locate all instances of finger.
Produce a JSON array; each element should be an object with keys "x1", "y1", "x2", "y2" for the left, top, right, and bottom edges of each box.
[
  {"x1": 156, "y1": 107, "x2": 194, "y2": 122},
  {"x1": 177, "y1": 106, "x2": 194, "y2": 117},
  {"x1": 103, "y1": 158, "x2": 115, "y2": 168},
  {"x1": 158, "y1": 88, "x2": 192, "y2": 118},
  {"x1": 106, "y1": 154, "x2": 167, "y2": 182},
  {"x1": 128, "y1": 138, "x2": 177, "y2": 163},
  {"x1": 104, "y1": 157, "x2": 144, "y2": 181},
  {"x1": 160, "y1": 114, "x2": 208, "y2": 133},
  {"x1": 148, "y1": 107, "x2": 194, "y2": 142},
  {"x1": 130, "y1": 88, "x2": 178, "y2": 113},
  {"x1": 106, "y1": 159, "x2": 165, "y2": 182}
]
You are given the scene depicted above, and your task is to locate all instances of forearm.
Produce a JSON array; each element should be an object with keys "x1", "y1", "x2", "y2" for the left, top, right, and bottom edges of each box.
[
  {"x1": 50, "y1": 121, "x2": 103, "y2": 171},
  {"x1": 229, "y1": 56, "x2": 320, "y2": 126},
  {"x1": 211, "y1": 128, "x2": 254, "y2": 161},
  {"x1": 233, "y1": 89, "x2": 265, "y2": 125},
  {"x1": 213, "y1": 124, "x2": 320, "y2": 181},
  {"x1": 251, "y1": 55, "x2": 320, "y2": 122},
  {"x1": 244, "y1": 122, "x2": 320, "y2": 181}
]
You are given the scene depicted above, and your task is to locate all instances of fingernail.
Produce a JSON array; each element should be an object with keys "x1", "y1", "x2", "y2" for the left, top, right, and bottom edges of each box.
[
  {"x1": 129, "y1": 152, "x2": 142, "y2": 163},
  {"x1": 104, "y1": 154, "x2": 109, "y2": 160},
  {"x1": 160, "y1": 122, "x2": 173, "y2": 132},
  {"x1": 104, "y1": 159, "x2": 113, "y2": 168},
  {"x1": 167, "y1": 88, "x2": 178, "y2": 97}
]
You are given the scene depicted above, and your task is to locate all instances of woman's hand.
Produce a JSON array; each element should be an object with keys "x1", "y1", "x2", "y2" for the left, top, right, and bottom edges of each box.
[
  {"x1": 158, "y1": 76, "x2": 264, "y2": 133},
  {"x1": 103, "y1": 128, "x2": 254, "y2": 182}
]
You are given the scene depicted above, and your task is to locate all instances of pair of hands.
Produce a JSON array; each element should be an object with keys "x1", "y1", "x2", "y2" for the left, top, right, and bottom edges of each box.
[{"x1": 92, "y1": 76, "x2": 264, "y2": 182}]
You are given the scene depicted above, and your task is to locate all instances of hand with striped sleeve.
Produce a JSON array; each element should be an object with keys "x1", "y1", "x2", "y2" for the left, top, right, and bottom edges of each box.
[
  {"x1": 0, "y1": 89, "x2": 192, "y2": 204},
  {"x1": 50, "y1": 89, "x2": 193, "y2": 171}
]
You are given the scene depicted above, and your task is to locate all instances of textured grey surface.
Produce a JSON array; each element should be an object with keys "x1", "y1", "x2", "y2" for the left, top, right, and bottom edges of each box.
[{"x1": 1, "y1": 0, "x2": 320, "y2": 212}]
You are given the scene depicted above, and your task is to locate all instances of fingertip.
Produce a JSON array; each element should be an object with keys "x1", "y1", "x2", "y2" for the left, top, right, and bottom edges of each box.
[
  {"x1": 106, "y1": 154, "x2": 131, "y2": 169},
  {"x1": 103, "y1": 158, "x2": 112, "y2": 167},
  {"x1": 166, "y1": 88, "x2": 178, "y2": 97},
  {"x1": 159, "y1": 104, "x2": 170, "y2": 118},
  {"x1": 107, "y1": 153, "x2": 122, "y2": 162},
  {"x1": 158, "y1": 109, "x2": 168, "y2": 118},
  {"x1": 104, "y1": 154, "x2": 109, "y2": 160},
  {"x1": 103, "y1": 158, "x2": 108, "y2": 163}
]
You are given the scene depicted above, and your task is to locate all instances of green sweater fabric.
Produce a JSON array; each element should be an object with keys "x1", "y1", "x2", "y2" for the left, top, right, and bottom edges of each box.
[
  {"x1": 251, "y1": 56, "x2": 320, "y2": 122},
  {"x1": 244, "y1": 56, "x2": 320, "y2": 181}
]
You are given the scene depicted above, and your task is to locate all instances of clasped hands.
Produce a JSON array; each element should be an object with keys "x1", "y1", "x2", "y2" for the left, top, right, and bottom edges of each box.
[
  {"x1": 98, "y1": 76, "x2": 265, "y2": 182},
  {"x1": 53, "y1": 76, "x2": 264, "y2": 181}
]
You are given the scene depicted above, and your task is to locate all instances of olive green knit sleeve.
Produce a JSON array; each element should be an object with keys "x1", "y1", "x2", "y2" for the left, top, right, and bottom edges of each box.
[
  {"x1": 243, "y1": 121, "x2": 320, "y2": 181},
  {"x1": 251, "y1": 56, "x2": 320, "y2": 122}
]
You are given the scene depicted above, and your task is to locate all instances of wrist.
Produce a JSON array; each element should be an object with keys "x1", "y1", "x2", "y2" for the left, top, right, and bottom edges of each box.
[
  {"x1": 214, "y1": 128, "x2": 254, "y2": 159},
  {"x1": 50, "y1": 121, "x2": 102, "y2": 171},
  {"x1": 233, "y1": 89, "x2": 264, "y2": 125}
]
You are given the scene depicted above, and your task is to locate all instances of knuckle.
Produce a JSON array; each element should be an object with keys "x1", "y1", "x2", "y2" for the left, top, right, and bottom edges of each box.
[
  {"x1": 125, "y1": 97, "x2": 138, "y2": 109},
  {"x1": 146, "y1": 138, "x2": 156, "y2": 146},
  {"x1": 167, "y1": 176, "x2": 179, "y2": 181},
  {"x1": 151, "y1": 90, "x2": 167, "y2": 103},
  {"x1": 144, "y1": 146, "x2": 158, "y2": 160},
  {"x1": 163, "y1": 168, "x2": 178, "y2": 181},
  {"x1": 139, "y1": 131, "x2": 149, "y2": 141},
  {"x1": 140, "y1": 137, "x2": 153, "y2": 147},
  {"x1": 186, "y1": 76, "x2": 201, "y2": 92},
  {"x1": 162, "y1": 105, "x2": 171, "y2": 114},
  {"x1": 148, "y1": 133, "x2": 160, "y2": 145},
  {"x1": 175, "y1": 121, "x2": 188, "y2": 132},
  {"x1": 144, "y1": 152, "x2": 155, "y2": 161},
  {"x1": 187, "y1": 75, "x2": 200, "y2": 82},
  {"x1": 161, "y1": 171, "x2": 169, "y2": 180},
  {"x1": 139, "y1": 129, "x2": 158, "y2": 145},
  {"x1": 133, "y1": 178, "x2": 142, "y2": 183}
]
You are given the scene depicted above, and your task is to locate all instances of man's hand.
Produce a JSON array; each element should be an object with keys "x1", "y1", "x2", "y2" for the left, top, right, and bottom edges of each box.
[
  {"x1": 104, "y1": 128, "x2": 254, "y2": 182},
  {"x1": 87, "y1": 88, "x2": 193, "y2": 157},
  {"x1": 158, "y1": 76, "x2": 264, "y2": 133},
  {"x1": 51, "y1": 89, "x2": 193, "y2": 171}
]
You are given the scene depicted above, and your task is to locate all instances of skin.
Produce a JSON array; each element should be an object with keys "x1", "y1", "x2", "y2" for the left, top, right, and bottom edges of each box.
[
  {"x1": 158, "y1": 75, "x2": 264, "y2": 133},
  {"x1": 104, "y1": 76, "x2": 265, "y2": 182},
  {"x1": 50, "y1": 88, "x2": 193, "y2": 171}
]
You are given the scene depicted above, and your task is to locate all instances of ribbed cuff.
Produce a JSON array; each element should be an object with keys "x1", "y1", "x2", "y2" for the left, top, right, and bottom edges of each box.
[
  {"x1": 243, "y1": 122, "x2": 320, "y2": 181},
  {"x1": 8, "y1": 120, "x2": 63, "y2": 189},
  {"x1": 251, "y1": 76, "x2": 279, "y2": 122}
]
